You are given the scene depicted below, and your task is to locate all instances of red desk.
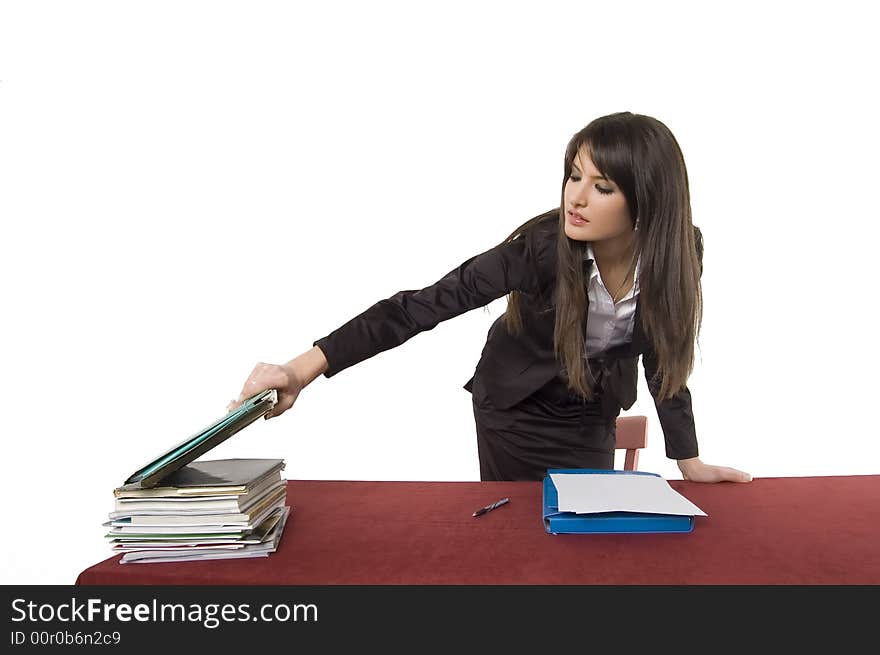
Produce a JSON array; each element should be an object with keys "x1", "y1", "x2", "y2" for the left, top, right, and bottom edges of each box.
[{"x1": 76, "y1": 475, "x2": 880, "y2": 585}]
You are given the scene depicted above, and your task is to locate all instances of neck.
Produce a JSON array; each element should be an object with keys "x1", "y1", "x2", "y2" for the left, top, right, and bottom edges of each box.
[{"x1": 591, "y1": 231, "x2": 636, "y2": 271}]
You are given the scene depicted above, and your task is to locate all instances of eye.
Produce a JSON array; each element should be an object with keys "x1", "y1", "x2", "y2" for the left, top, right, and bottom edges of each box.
[{"x1": 569, "y1": 175, "x2": 613, "y2": 195}]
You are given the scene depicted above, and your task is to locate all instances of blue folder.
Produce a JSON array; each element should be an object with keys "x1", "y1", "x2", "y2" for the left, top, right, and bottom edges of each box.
[{"x1": 542, "y1": 469, "x2": 696, "y2": 534}]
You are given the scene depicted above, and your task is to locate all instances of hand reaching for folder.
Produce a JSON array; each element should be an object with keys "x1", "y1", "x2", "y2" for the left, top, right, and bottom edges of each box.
[{"x1": 227, "y1": 362, "x2": 304, "y2": 420}]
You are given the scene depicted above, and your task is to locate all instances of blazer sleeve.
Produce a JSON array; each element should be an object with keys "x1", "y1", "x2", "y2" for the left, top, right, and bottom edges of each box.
[
  {"x1": 313, "y1": 235, "x2": 540, "y2": 378},
  {"x1": 641, "y1": 347, "x2": 699, "y2": 460}
]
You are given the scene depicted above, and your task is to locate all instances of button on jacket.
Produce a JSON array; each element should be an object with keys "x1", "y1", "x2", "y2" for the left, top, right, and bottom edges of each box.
[{"x1": 313, "y1": 212, "x2": 699, "y2": 460}]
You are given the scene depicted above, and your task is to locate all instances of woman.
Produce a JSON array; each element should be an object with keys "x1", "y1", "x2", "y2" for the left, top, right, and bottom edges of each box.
[{"x1": 227, "y1": 111, "x2": 751, "y2": 484}]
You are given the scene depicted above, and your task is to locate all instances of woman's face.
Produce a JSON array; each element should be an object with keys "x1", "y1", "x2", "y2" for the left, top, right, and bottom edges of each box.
[{"x1": 563, "y1": 146, "x2": 634, "y2": 243}]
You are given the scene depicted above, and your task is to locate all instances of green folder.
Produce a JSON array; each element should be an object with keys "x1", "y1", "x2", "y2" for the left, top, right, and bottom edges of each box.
[{"x1": 121, "y1": 389, "x2": 278, "y2": 490}]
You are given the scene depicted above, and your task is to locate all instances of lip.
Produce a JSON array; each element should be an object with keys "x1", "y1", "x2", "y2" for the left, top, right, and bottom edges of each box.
[{"x1": 567, "y1": 210, "x2": 588, "y2": 225}]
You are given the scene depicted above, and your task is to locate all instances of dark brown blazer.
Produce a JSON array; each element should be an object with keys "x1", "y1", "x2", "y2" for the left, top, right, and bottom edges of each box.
[{"x1": 313, "y1": 211, "x2": 699, "y2": 460}]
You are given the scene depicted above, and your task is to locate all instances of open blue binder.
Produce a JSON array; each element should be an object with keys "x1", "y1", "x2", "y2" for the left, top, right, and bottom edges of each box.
[{"x1": 542, "y1": 468, "x2": 696, "y2": 534}]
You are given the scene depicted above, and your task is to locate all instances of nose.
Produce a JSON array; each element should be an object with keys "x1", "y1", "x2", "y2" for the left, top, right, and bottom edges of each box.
[{"x1": 570, "y1": 180, "x2": 589, "y2": 207}]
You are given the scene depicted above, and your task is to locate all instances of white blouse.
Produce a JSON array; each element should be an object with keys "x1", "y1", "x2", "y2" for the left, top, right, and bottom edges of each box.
[{"x1": 583, "y1": 243, "x2": 640, "y2": 357}]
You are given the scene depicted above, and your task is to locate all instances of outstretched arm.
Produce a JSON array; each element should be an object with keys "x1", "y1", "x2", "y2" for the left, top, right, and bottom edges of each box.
[
  {"x1": 313, "y1": 235, "x2": 539, "y2": 378},
  {"x1": 228, "y1": 233, "x2": 540, "y2": 419}
]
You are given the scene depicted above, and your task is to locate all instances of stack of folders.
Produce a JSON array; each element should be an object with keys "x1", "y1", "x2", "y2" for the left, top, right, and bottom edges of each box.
[{"x1": 105, "y1": 458, "x2": 291, "y2": 564}]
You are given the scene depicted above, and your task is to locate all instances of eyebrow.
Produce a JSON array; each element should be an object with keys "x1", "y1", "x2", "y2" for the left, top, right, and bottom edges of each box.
[{"x1": 571, "y1": 163, "x2": 608, "y2": 180}]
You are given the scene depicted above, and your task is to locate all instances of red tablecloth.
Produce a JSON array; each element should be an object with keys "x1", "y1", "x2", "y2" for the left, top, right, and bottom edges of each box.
[{"x1": 77, "y1": 475, "x2": 880, "y2": 584}]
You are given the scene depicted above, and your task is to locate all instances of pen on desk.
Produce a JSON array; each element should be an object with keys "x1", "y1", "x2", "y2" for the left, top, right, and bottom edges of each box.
[{"x1": 472, "y1": 497, "x2": 510, "y2": 517}]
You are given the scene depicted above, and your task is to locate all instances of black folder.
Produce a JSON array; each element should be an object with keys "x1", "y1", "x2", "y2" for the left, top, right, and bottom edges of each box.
[{"x1": 120, "y1": 389, "x2": 278, "y2": 490}]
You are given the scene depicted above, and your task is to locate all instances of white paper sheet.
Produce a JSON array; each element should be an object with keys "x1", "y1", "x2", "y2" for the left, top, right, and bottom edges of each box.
[{"x1": 550, "y1": 472, "x2": 708, "y2": 516}]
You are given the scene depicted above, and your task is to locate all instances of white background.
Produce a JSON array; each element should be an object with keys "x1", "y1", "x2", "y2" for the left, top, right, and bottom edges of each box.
[{"x1": 1, "y1": 0, "x2": 877, "y2": 584}]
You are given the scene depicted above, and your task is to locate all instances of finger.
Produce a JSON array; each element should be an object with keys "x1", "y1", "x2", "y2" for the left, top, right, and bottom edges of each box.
[
  {"x1": 279, "y1": 395, "x2": 296, "y2": 414},
  {"x1": 239, "y1": 378, "x2": 266, "y2": 402},
  {"x1": 242, "y1": 365, "x2": 288, "y2": 396},
  {"x1": 239, "y1": 363, "x2": 267, "y2": 397},
  {"x1": 265, "y1": 393, "x2": 296, "y2": 420},
  {"x1": 721, "y1": 467, "x2": 752, "y2": 483}
]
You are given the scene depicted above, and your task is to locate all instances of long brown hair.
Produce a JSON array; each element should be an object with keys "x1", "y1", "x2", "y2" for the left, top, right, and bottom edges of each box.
[{"x1": 498, "y1": 112, "x2": 703, "y2": 401}]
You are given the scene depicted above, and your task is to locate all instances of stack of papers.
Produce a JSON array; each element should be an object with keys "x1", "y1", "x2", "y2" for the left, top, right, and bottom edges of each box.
[
  {"x1": 549, "y1": 471, "x2": 707, "y2": 516},
  {"x1": 105, "y1": 459, "x2": 291, "y2": 564}
]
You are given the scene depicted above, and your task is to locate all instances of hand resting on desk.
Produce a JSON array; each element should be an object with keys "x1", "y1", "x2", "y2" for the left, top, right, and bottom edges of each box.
[{"x1": 677, "y1": 456, "x2": 752, "y2": 483}]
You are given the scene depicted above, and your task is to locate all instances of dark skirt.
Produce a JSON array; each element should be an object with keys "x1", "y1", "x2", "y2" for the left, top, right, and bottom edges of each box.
[{"x1": 471, "y1": 372, "x2": 617, "y2": 481}]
